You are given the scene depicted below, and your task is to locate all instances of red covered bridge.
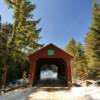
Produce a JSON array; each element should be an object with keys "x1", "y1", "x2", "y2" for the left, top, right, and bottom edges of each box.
[{"x1": 28, "y1": 44, "x2": 73, "y2": 87}]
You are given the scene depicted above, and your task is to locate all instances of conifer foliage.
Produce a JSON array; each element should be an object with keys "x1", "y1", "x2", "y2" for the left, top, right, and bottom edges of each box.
[
  {"x1": 65, "y1": 38, "x2": 76, "y2": 79},
  {"x1": 65, "y1": 39, "x2": 87, "y2": 80},
  {"x1": 75, "y1": 42, "x2": 87, "y2": 80},
  {"x1": 85, "y1": 3, "x2": 100, "y2": 79},
  {"x1": 5, "y1": 0, "x2": 41, "y2": 60},
  {"x1": 0, "y1": 0, "x2": 41, "y2": 86}
]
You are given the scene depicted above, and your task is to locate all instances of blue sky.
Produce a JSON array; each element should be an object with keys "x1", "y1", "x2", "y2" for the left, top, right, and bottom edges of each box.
[{"x1": 0, "y1": 0, "x2": 93, "y2": 48}]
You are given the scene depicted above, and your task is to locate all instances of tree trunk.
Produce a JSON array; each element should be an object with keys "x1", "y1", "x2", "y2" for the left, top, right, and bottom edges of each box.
[{"x1": 2, "y1": 64, "x2": 8, "y2": 87}]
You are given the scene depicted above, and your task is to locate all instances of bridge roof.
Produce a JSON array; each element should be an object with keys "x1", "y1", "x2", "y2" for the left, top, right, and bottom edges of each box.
[{"x1": 28, "y1": 43, "x2": 73, "y2": 61}]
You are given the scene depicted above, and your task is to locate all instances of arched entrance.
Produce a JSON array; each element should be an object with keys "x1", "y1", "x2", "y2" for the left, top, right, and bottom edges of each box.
[{"x1": 34, "y1": 58, "x2": 67, "y2": 86}]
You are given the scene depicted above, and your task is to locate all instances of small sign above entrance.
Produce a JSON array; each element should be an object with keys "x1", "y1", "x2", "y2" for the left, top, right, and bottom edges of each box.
[{"x1": 48, "y1": 50, "x2": 55, "y2": 55}]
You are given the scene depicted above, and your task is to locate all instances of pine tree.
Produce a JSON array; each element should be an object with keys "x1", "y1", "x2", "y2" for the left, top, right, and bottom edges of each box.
[
  {"x1": 65, "y1": 37, "x2": 76, "y2": 56},
  {"x1": 0, "y1": 0, "x2": 42, "y2": 85},
  {"x1": 0, "y1": 15, "x2": 2, "y2": 86},
  {"x1": 65, "y1": 38, "x2": 77, "y2": 79},
  {"x1": 5, "y1": 0, "x2": 41, "y2": 62},
  {"x1": 85, "y1": 3, "x2": 100, "y2": 80},
  {"x1": 75, "y1": 42, "x2": 88, "y2": 80},
  {"x1": 0, "y1": 15, "x2": 13, "y2": 86},
  {"x1": 65, "y1": 38, "x2": 88, "y2": 80}
]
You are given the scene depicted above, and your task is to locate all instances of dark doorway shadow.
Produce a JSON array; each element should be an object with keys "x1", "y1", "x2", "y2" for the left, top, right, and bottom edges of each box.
[{"x1": 33, "y1": 58, "x2": 67, "y2": 87}]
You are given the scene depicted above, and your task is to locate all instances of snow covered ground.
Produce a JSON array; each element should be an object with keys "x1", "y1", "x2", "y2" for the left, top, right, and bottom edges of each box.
[
  {"x1": 0, "y1": 86, "x2": 100, "y2": 100},
  {"x1": 0, "y1": 88, "x2": 33, "y2": 100}
]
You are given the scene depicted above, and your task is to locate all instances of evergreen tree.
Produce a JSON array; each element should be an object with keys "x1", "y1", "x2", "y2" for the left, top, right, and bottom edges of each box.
[
  {"x1": 0, "y1": 0, "x2": 42, "y2": 86},
  {"x1": 0, "y1": 15, "x2": 13, "y2": 86},
  {"x1": 65, "y1": 38, "x2": 88, "y2": 80},
  {"x1": 65, "y1": 38, "x2": 77, "y2": 79},
  {"x1": 65, "y1": 37, "x2": 76, "y2": 56},
  {"x1": 75, "y1": 42, "x2": 87, "y2": 80},
  {"x1": 0, "y1": 15, "x2": 1, "y2": 26},
  {"x1": 5, "y1": 0, "x2": 41, "y2": 62},
  {"x1": 85, "y1": 3, "x2": 100, "y2": 80},
  {"x1": 0, "y1": 15, "x2": 3, "y2": 86}
]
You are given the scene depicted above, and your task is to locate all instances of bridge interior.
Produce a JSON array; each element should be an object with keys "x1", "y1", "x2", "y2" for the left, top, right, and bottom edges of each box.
[{"x1": 34, "y1": 58, "x2": 68, "y2": 87}]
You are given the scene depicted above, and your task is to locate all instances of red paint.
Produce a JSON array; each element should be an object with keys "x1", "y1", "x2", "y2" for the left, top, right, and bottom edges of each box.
[{"x1": 28, "y1": 43, "x2": 73, "y2": 87}]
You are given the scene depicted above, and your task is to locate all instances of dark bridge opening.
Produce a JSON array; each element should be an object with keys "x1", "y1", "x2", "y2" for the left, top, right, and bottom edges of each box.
[{"x1": 34, "y1": 58, "x2": 67, "y2": 87}]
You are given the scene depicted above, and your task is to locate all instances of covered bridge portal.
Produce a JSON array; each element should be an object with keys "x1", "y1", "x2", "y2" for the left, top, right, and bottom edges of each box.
[{"x1": 28, "y1": 44, "x2": 73, "y2": 87}]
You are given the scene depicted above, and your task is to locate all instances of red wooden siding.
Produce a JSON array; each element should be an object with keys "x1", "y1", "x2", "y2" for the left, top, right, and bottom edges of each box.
[{"x1": 28, "y1": 43, "x2": 73, "y2": 87}]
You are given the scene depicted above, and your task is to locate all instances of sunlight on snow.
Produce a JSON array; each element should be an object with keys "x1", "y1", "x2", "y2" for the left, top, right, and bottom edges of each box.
[
  {"x1": 0, "y1": 87, "x2": 100, "y2": 100},
  {"x1": 40, "y1": 70, "x2": 57, "y2": 79}
]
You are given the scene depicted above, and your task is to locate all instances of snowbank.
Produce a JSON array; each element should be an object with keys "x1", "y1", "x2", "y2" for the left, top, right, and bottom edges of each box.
[
  {"x1": 0, "y1": 86, "x2": 100, "y2": 100},
  {"x1": 0, "y1": 88, "x2": 34, "y2": 100}
]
